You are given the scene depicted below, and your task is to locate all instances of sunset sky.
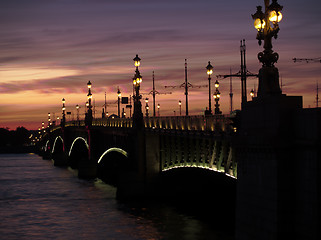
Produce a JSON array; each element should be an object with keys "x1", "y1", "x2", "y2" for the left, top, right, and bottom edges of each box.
[{"x1": 1, "y1": 0, "x2": 320, "y2": 130}]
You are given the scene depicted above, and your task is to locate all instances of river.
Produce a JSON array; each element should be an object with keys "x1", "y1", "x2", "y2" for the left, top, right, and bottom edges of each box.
[{"x1": 0, "y1": 153, "x2": 234, "y2": 240}]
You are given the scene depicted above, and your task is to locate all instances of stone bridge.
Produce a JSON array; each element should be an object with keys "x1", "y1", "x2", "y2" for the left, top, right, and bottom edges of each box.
[{"x1": 39, "y1": 115, "x2": 237, "y2": 198}]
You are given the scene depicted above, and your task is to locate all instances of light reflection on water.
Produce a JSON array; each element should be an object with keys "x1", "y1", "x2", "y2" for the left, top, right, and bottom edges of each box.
[{"x1": 0, "y1": 154, "x2": 233, "y2": 240}]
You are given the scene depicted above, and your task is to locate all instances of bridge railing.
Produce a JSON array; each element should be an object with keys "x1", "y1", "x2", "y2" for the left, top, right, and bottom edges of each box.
[
  {"x1": 90, "y1": 115, "x2": 233, "y2": 132},
  {"x1": 92, "y1": 118, "x2": 133, "y2": 128},
  {"x1": 144, "y1": 115, "x2": 232, "y2": 132},
  {"x1": 49, "y1": 115, "x2": 234, "y2": 132}
]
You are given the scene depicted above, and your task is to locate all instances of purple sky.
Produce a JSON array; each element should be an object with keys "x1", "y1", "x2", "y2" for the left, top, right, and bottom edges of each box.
[{"x1": 0, "y1": 0, "x2": 320, "y2": 130}]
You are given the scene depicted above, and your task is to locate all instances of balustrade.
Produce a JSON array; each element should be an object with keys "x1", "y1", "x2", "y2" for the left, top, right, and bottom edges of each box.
[{"x1": 48, "y1": 115, "x2": 234, "y2": 133}]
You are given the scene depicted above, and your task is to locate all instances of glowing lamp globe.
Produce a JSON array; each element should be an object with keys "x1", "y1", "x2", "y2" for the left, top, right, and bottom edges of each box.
[
  {"x1": 133, "y1": 54, "x2": 141, "y2": 67},
  {"x1": 254, "y1": 18, "x2": 266, "y2": 30},
  {"x1": 206, "y1": 61, "x2": 213, "y2": 76},
  {"x1": 269, "y1": 10, "x2": 282, "y2": 23}
]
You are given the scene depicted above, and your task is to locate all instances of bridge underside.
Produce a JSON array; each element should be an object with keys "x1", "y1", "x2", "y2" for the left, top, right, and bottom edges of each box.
[{"x1": 158, "y1": 132, "x2": 237, "y2": 179}]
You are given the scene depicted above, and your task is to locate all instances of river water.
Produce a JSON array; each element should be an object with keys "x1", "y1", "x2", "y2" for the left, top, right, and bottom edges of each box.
[{"x1": 0, "y1": 154, "x2": 234, "y2": 240}]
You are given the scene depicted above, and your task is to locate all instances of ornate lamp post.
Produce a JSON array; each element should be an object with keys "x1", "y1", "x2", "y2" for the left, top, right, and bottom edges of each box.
[
  {"x1": 76, "y1": 105, "x2": 80, "y2": 121},
  {"x1": 145, "y1": 98, "x2": 149, "y2": 117},
  {"x1": 157, "y1": 104, "x2": 160, "y2": 116},
  {"x1": 178, "y1": 100, "x2": 182, "y2": 116},
  {"x1": 86, "y1": 81, "x2": 93, "y2": 126},
  {"x1": 132, "y1": 54, "x2": 144, "y2": 128},
  {"x1": 250, "y1": 89, "x2": 255, "y2": 99},
  {"x1": 252, "y1": 0, "x2": 283, "y2": 97},
  {"x1": 48, "y1": 113, "x2": 51, "y2": 127},
  {"x1": 213, "y1": 80, "x2": 222, "y2": 115},
  {"x1": 117, "y1": 87, "x2": 121, "y2": 117},
  {"x1": 62, "y1": 98, "x2": 66, "y2": 126},
  {"x1": 206, "y1": 61, "x2": 214, "y2": 115}
]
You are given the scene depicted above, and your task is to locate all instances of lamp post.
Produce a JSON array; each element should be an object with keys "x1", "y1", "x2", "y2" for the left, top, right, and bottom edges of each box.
[
  {"x1": 117, "y1": 87, "x2": 121, "y2": 117},
  {"x1": 213, "y1": 80, "x2": 222, "y2": 115},
  {"x1": 87, "y1": 81, "x2": 92, "y2": 111},
  {"x1": 145, "y1": 98, "x2": 149, "y2": 117},
  {"x1": 132, "y1": 54, "x2": 144, "y2": 128},
  {"x1": 86, "y1": 81, "x2": 93, "y2": 126},
  {"x1": 178, "y1": 100, "x2": 182, "y2": 116},
  {"x1": 252, "y1": 0, "x2": 283, "y2": 97},
  {"x1": 62, "y1": 98, "x2": 66, "y2": 126},
  {"x1": 157, "y1": 104, "x2": 160, "y2": 116},
  {"x1": 250, "y1": 89, "x2": 255, "y2": 99},
  {"x1": 48, "y1": 113, "x2": 51, "y2": 127},
  {"x1": 206, "y1": 61, "x2": 213, "y2": 115},
  {"x1": 76, "y1": 105, "x2": 80, "y2": 121}
]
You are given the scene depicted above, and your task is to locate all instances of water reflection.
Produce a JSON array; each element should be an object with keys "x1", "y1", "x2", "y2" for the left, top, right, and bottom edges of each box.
[{"x1": 0, "y1": 154, "x2": 234, "y2": 240}]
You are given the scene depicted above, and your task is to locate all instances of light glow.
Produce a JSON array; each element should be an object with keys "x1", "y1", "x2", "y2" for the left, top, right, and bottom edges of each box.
[
  {"x1": 97, "y1": 147, "x2": 128, "y2": 164},
  {"x1": 52, "y1": 136, "x2": 64, "y2": 154},
  {"x1": 68, "y1": 137, "x2": 89, "y2": 156},
  {"x1": 254, "y1": 18, "x2": 265, "y2": 30},
  {"x1": 269, "y1": 11, "x2": 282, "y2": 23}
]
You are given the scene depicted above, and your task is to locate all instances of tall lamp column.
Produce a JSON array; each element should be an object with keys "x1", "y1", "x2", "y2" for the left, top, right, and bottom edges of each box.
[
  {"x1": 76, "y1": 105, "x2": 80, "y2": 121},
  {"x1": 213, "y1": 80, "x2": 222, "y2": 115},
  {"x1": 86, "y1": 81, "x2": 93, "y2": 126},
  {"x1": 252, "y1": 0, "x2": 283, "y2": 97},
  {"x1": 117, "y1": 87, "x2": 121, "y2": 117},
  {"x1": 206, "y1": 61, "x2": 213, "y2": 115},
  {"x1": 157, "y1": 104, "x2": 160, "y2": 116},
  {"x1": 62, "y1": 98, "x2": 66, "y2": 126},
  {"x1": 145, "y1": 98, "x2": 149, "y2": 117},
  {"x1": 132, "y1": 54, "x2": 144, "y2": 128}
]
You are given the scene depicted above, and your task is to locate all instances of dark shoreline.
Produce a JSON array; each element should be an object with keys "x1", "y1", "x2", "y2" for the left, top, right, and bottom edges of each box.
[{"x1": 0, "y1": 145, "x2": 39, "y2": 154}]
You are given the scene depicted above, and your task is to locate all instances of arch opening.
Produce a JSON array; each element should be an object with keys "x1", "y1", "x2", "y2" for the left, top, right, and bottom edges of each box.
[
  {"x1": 161, "y1": 167, "x2": 236, "y2": 215},
  {"x1": 97, "y1": 148, "x2": 129, "y2": 187},
  {"x1": 68, "y1": 137, "x2": 89, "y2": 169},
  {"x1": 52, "y1": 136, "x2": 64, "y2": 154}
]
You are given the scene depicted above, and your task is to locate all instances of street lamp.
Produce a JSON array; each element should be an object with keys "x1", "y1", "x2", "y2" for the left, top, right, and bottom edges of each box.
[
  {"x1": 178, "y1": 100, "x2": 182, "y2": 116},
  {"x1": 87, "y1": 81, "x2": 92, "y2": 110},
  {"x1": 213, "y1": 79, "x2": 221, "y2": 115},
  {"x1": 62, "y1": 98, "x2": 66, "y2": 126},
  {"x1": 48, "y1": 113, "x2": 51, "y2": 127},
  {"x1": 252, "y1": 0, "x2": 283, "y2": 97},
  {"x1": 250, "y1": 89, "x2": 255, "y2": 99},
  {"x1": 117, "y1": 87, "x2": 121, "y2": 117},
  {"x1": 76, "y1": 104, "x2": 80, "y2": 121},
  {"x1": 145, "y1": 98, "x2": 149, "y2": 117},
  {"x1": 206, "y1": 61, "x2": 213, "y2": 115},
  {"x1": 132, "y1": 54, "x2": 144, "y2": 128},
  {"x1": 157, "y1": 104, "x2": 160, "y2": 116},
  {"x1": 86, "y1": 81, "x2": 93, "y2": 126}
]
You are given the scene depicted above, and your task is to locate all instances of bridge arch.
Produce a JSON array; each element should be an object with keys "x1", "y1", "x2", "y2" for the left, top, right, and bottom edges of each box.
[
  {"x1": 68, "y1": 137, "x2": 89, "y2": 169},
  {"x1": 68, "y1": 137, "x2": 89, "y2": 157},
  {"x1": 98, "y1": 148, "x2": 128, "y2": 164},
  {"x1": 52, "y1": 136, "x2": 64, "y2": 154},
  {"x1": 45, "y1": 140, "x2": 50, "y2": 152},
  {"x1": 97, "y1": 147, "x2": 130, "y2": 186},
  {"x1": 160, "y1": 166, "x2": 236, "y2": 212}
]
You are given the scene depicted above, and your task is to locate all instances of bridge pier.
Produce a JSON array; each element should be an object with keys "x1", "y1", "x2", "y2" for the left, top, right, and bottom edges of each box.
[
  {"x1": 78, "y1": 159, "x2": 97, "y2": 179},
  {"x1": 116, "y1": 129, "x2": 147, "y2": 200},
  {"x1": 234, "y1": 94, "x2": 319, "y2": 239},
  {"x1": 52, "y1": 151, "x2": 68, "y2": 167}
]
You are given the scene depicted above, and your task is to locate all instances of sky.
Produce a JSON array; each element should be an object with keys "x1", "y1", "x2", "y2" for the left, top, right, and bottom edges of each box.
[{"x1": 0, "y1": 0, "x2": 321, "y2": 130}]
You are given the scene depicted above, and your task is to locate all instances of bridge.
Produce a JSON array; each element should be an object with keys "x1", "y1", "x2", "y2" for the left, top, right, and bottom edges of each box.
[{"x1": 39, "y1": 114, "x2": 237, "y2": 198}]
